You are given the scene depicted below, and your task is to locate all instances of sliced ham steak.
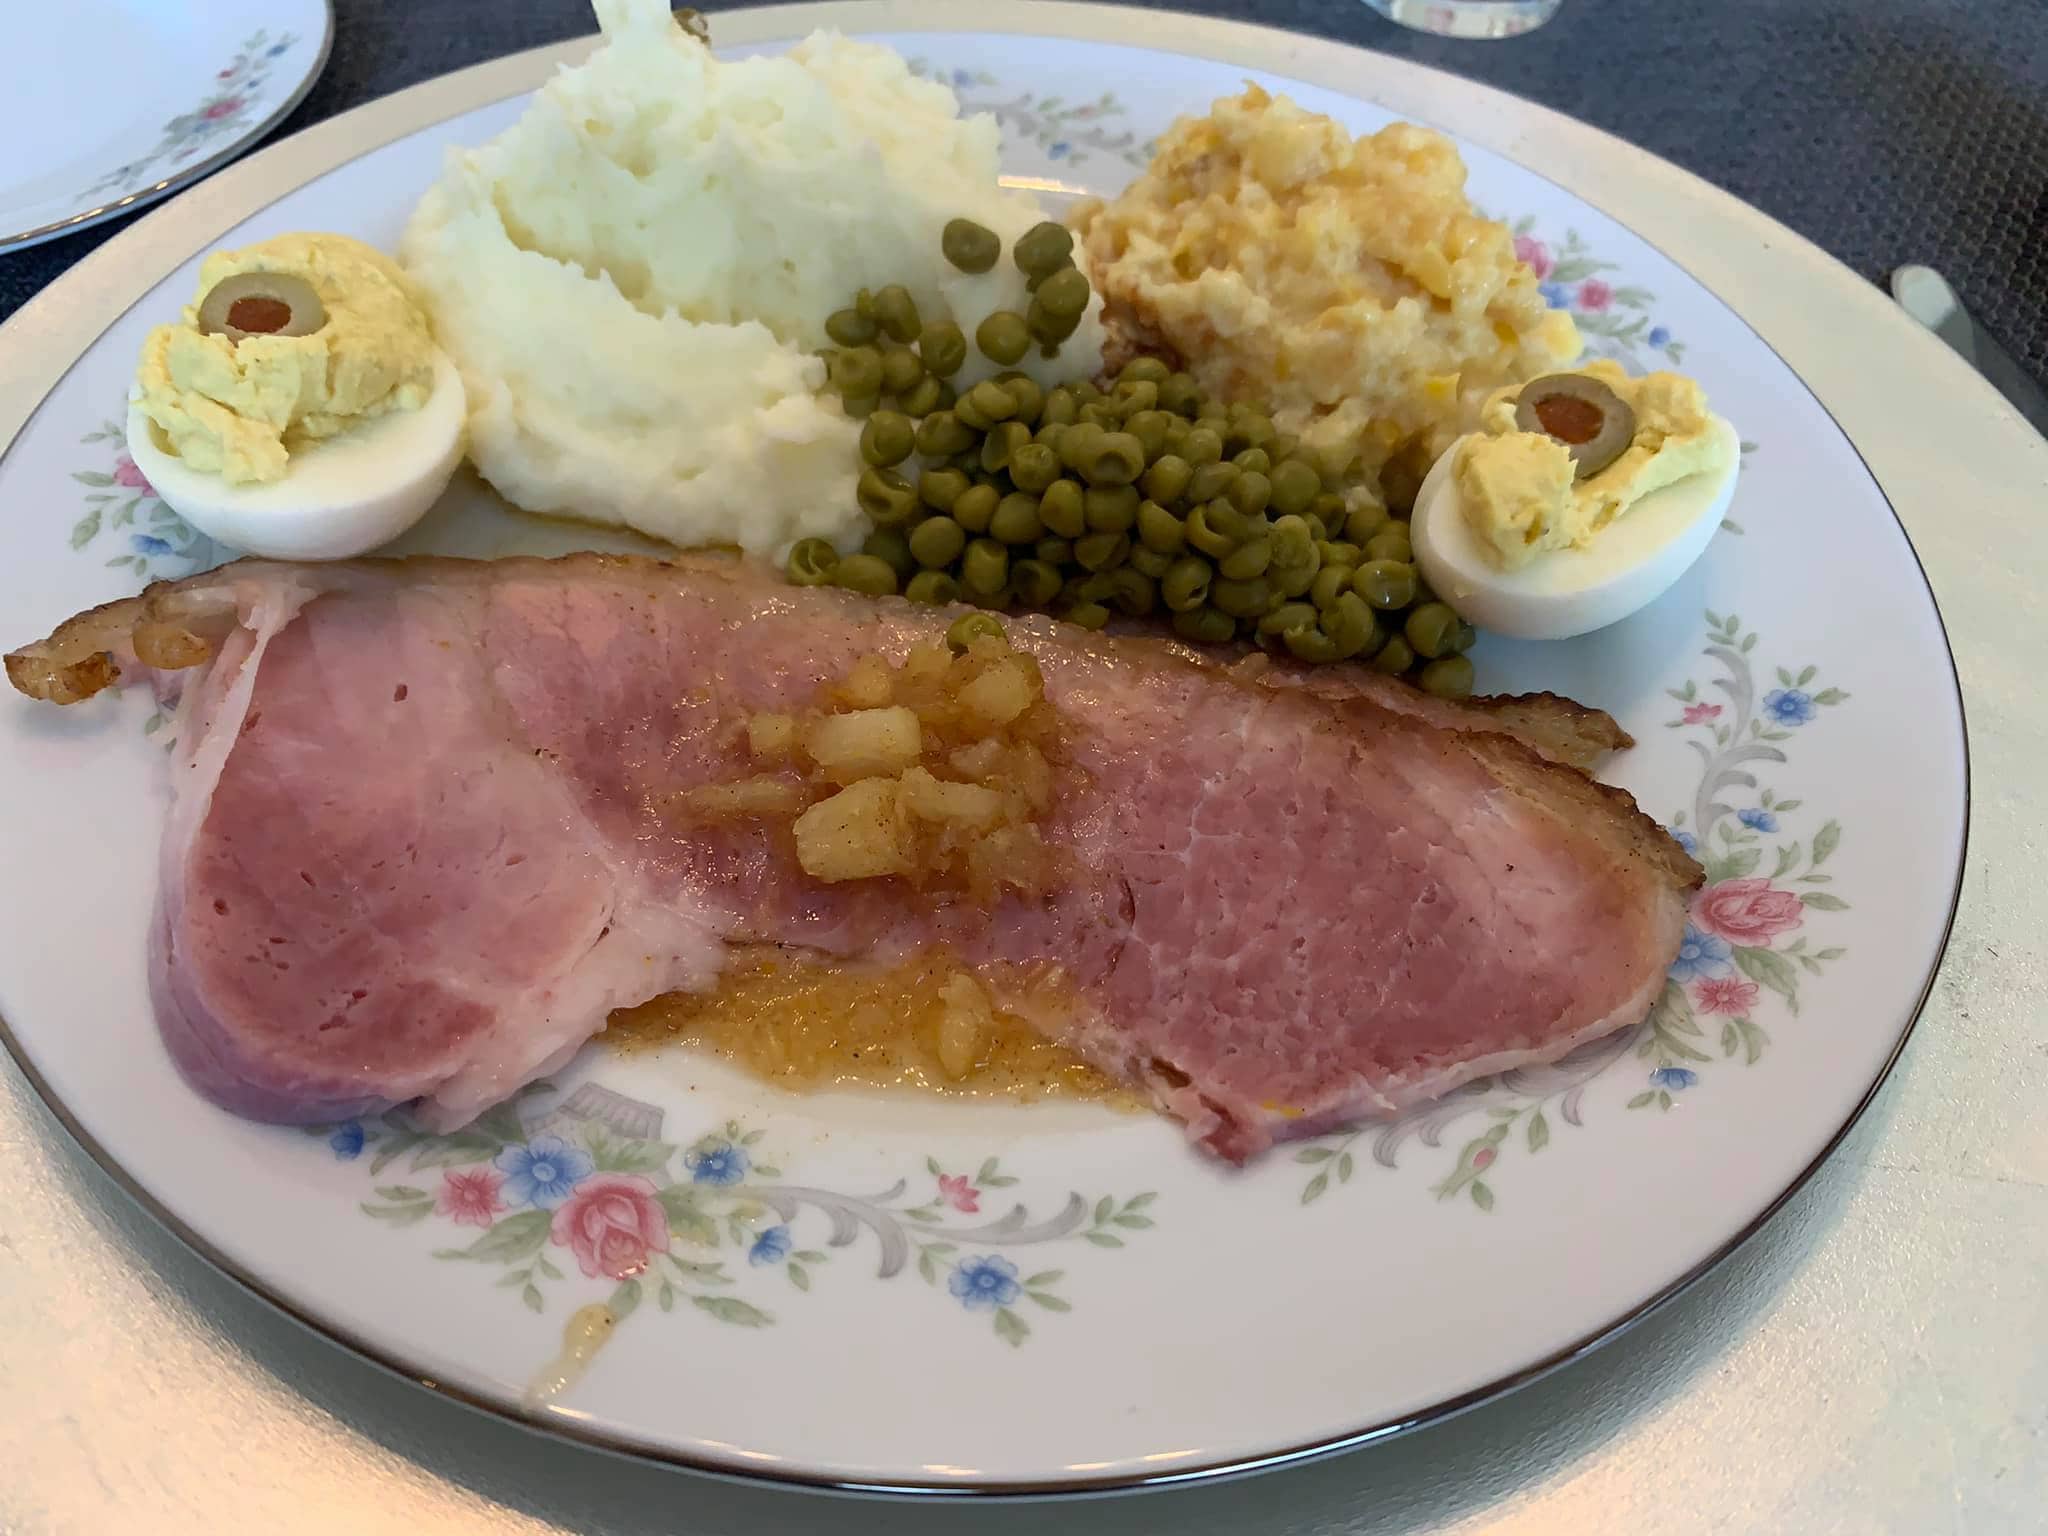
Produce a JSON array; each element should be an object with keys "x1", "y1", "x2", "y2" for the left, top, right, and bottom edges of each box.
[{"x1": 8, "y1": 555, "x2": 1699, "y2": 1161}]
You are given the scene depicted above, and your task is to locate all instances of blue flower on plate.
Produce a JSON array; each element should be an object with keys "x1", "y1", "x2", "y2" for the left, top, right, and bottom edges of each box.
[
  {"x1": 1048, "y1": 141, "x2": 1071, "y2": 161},
  {"x1": 267, "y1": 41, "x2": 293, "y2": 57},
  {"x1": 1761, "y1": 687, "x2": 1818, "y2": 727},
  {"x1": 1668, "y1": 923, "x2": 1733, "y2": 983},
  {"x1": 1672, "y1": 828, "x2": 1699, "y2": 856},
  {"x1": 1648, "y1": 325, "x2": 1672, "y2": 348},
  {"x1": 131, "y1": 534, "x2": 174, "y2": 557},
  {"x1": 748, "y1": 1224, "x2": 792, "y2": 1267},
  {"x1": 948, "y1": 1255, "x2": 1021, "y2": 1311},
  {"x1": 686, "y1": 1140, "x2": 749, "y2": 1186},
  {"x1": 329, "y1": 1121, "x2": 365, "y2": 1160},
  {"x1": 1737, "y1": 807, "x2": 1778, "y2": 833},
  {"x1": 495, "y1": 1135, "x2": 594, "y2": 1210},
  {"x1": 1650, "y1": 1066, "x2": 1698, "y2": 1090},
  {"x1": 1538, "y1": 281, "x2": 1570, "y2": 309}
]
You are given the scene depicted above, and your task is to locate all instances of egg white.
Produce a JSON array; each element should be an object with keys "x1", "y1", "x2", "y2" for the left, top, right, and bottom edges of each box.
[
  {"x1": 1410, "y1": 415, "x2": 1740, "y2": 641},
  {"x1": 125, "y1": 351, "x2": 467, "y2": 561}
]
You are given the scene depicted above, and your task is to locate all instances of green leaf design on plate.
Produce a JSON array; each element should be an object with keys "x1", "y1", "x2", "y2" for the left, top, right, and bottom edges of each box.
[
  {"x1": 692, "y1": 1295, "x2": 771, "y2": 1328},
  {"x1": 1734, "y1": 946, "x2": 1800, "y2": 1013},
  {"x1": 435, "y1": 1209, "x2": 549, "y2": 1263}
]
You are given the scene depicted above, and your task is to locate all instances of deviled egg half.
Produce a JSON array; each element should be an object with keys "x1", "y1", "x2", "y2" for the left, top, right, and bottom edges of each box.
[
  {"x1": 124, "y1": 233, "x2": 465, "y2": 561},
  {"x1": 1412, "y1": 362, "x2": 1739, "y2": 641}
]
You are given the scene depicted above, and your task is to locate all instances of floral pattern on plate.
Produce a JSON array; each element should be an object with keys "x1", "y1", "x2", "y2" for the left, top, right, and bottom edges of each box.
[
  {"x1": 327, "y1": 1082, "x2": 1155, "y2": 1351},
  {"x1": 912, "y1": 61, "x2": 1153, "y2": 168},
  {"x1": 1512, "y1": 219, "x2": 1686, "y2": 370},
  {"x1": 1294, "y1": 611, "x2": 1850, "y2": 1211},
  {"x1": 70, "y1": 416, "x2": 213, "y2": 577},
  {"x1": 79, "y1": 31, "x2": 304, "y2": 206}
]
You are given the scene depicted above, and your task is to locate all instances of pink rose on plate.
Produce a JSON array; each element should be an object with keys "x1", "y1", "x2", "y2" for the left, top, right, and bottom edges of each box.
[
  {"x1": 1577, "y1": 278, "x2": 1614, "y2": 312},
  {"x1": 1693, "y1": 878, "x2": 1804, "y2": 945},
  {"x1": 204, "y1": 97, "x2": 246, "y2": 121},
  {"x1": 1512, "y1": 233, "x2": 1552, "y2": 279},
  {"x1": 550, "y1": 1173, "x2": 670, "y2": 1280},
  {"x1": 436, "y1": 1167, "x2": 503, "y2": 1228},
  {"x1": 937, "y1": 1173, "x2": 980, "y2": 1213},
  {"x1": 1692, "y1": 976, "x2": 1760, "y2": 1015},
  {"x1": 1681, "y1": 702, "x2": 1722, "y2": 724},
  {"x1": 112, "y1": 454, "x2": 153, "y2": 494}
]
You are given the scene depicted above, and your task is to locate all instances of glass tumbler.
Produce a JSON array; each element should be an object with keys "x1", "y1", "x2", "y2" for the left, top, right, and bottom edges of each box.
[{"x1": 1360, "y1": 0, "x2": 1561, "y2": 38}]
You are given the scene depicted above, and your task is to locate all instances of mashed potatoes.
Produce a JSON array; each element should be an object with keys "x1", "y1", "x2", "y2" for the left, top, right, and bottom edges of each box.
[
  {"x1": 1077, "y1": 85, "x2": 1580, "y2": 502},
  {"x1": 401, "y1": 0, "x2": 1102, "y2": 557}
]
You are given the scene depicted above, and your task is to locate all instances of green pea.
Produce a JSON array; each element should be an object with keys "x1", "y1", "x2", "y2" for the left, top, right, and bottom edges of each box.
[
  {"x1": 991, "y1": 492, "x2": 1045, "y2": 545},
  {"x1": 1063, "y1": 600, "x2": 1111, "y2": 631},
  {"x1": 1343, "y1": 500, "x2": 1389, "y2": 543},
  {"x1": 1118, "y1": 357, "x2": 1170, "y2": 386},
  {"x1": 952, "y1": 483, "x2": 998, "y2": 534},
  {"x1": 945, "y1": 614, "x2": 1005, "y2": 656},
  {"x1": 915, "y1": 411, "x2": 976, "y2": 457},
  {"x1": 905, "y1": 570, "x2": 960, "y2": 605},
  {"x1": 1162, "y1": 419, "x2": 1191, "y2": 457},
  {"x1": 1173, "y1": 606, "x2": 1237, "y2": 645},
  {"x1": 1141, "y1": 454, "x2": 1193, "y2": 507},
  {"x1": 1281, "y1": 625, "x2": 1341, "y2": 663},
  {"x1": 1161, "y1": 557, "x2": 1213, "y2": 613},
  {"x1": 961, "y1": 538, "x2": 1010, "y2": 596},
  {"x1": 909, "y1": 515, "x2": 967, "y2": 569},
  {"x1": 1072, "y1": 381, "x2": 1104, "y2": 406},
  {"x1": 1034, "y1": 422, "x2": 1068, "y2": 455},
  {"x1": 907, "y1": 318, "x2": 963, "y2": 377},
  {"x1": 825, "y1": 307, "x2": 877, "y2": 347},
  {"x1": 1084, "y1": 484, "x2": 1140, "y2": 534},
  {"x1": 1228, "y1": 471, "x2": 1272, "y2": 518},
  {"x1": 1126, "y1": 409, "x2": 1172, "y2": 461},
  {"x1": 1009, "y1": 443, "x2": 1061, "y2": 494},
  {"x1": 1371, "y1": 635, "x2": 1415, "y2": 675},
  {"x1": 859, "y1": 410, "x2": 915, "y2": 468},
  {"x1": 894, "y1": 375, "x2": 940, "y2": 418},
  {"x1": 1137, "y1": 498, "x2": 1187, "y2": 554},
  {"x1": 1181, "y1": 426, "x2": 1224, "y2": 468},
  {"x1": 1078, "y1": 402, "x2": 1121, "y2": 429},
  {"x1": 917, "y1": 467, "x2": 967, "y2": 514},
  {"x1": 1003, "y1": 375, "x2": 1046, "y2": 426},
  {"x1": 1232, "y1": 411, "x2": 1275, "y2": 451},
  {"x1": 981, "y1": 420, "x2": 1031, "y2": 474},
  {"x1": 827, "y1": 346, "x2": 883, "y2": 399},
  {"x1": 879, "y1": 345, "x2": 925, "y2": 397},
  {"x1": 1220, "y1": 538, "x2": 1273, "y2": 580},
  {"x1": 1186, "y1": 501, "x2": 1250, "y2": 559},
  {"x1": 1451, "y1": 621, "x2": 1479, "y2": 654},
  {"x1": 1322, "y1": 591, "x2": 1379, "y2": 659},
  {"x1": 1040, "y1": 478, "x2": 1086, "y2": 538},
  {"x1": 1404, "y1": 602, "x2": 1460, "y2": 659},
  {"x1": 1353, "y1": 559, "x2": 1419, "y2": 611},
  {"x1": 1010, "y1": 558, "x2": 1063, "y2": 607},
  {"x1": 1113, "y1": 379, "x2": 1160, "y2": 418},
  {"x1": 1269, "y1": 458, "x2": 1322, "y2": 516},
  {"x1": 1270, "y1": 433, "x2": 1299, "y2": 460},
  {"x1": 942, "y1": 218, "x2": 1002, "y2": 274},
  {"x1": 1419, "y1": 655, "x2": 1475, "y2": 699},
  {"x1": 1058, "y1": 421, "x2": 1104, "y2": 474},
  {"x1": 1303, "y1": 513, "x2": 1329, "y2": 543},
  {"x1": 872, "y1": 285, "x2": 922, "y2": 345},
  {"x1": 1128, "y1": 543, "x2": 1175, "y2": 580},
  {"x1": 1318, "y1": 540, "x2": 1363, "y2": 570},
  {"x1": 1187, "y1": 461, "x2": 1239, "y2": 503},
  {"x1": 1310, "y1": 565, "x2": 1356, "y2": 612},
  {"x1": 1108, "y1": 566, "x2": 1156, "y2": 617},
  {"x1": 1013, "y1": 220, "x2": 1075, "y2": 278},
  {"x1": 857, "y1": 466, "x2": 920, "y2": 526},
  {"x1": 862, "y1": 525, "x2": 917, "y2": 582},
  {"x1": 1213, "y1": 574, "x2": 1274, "y2": 619},
  {"x1": 854, "y1": 288, "x2": 876, "y2": 320},
  {"x1": 832, "y1": 553, "x2": 899, "y2": 597},
  {"x1": 1035, "y1": 536, "x2": 1073, "y2": 566},
  {"x1": 975, "y1": 311, "x2": 1032, "y2": 366},
  {"x1": 1159, "y1": 372, "x2": 1202, "y2": 417},
  {"x1": 1041, "y1": 388, "x2": 1079, "y2": 427},
  {"x1": 1308, "y1": 491, "x2": 1346, "y2": 525},
  {"x1": 1028, "y1": 295, "x2": 1084, "y2": 350},
  {"x1": 785, "y1": 537, "x2": 838, "y2": 587},
  {"x1": 1036, "y1": 260, "x2": 1092, "y2": 315},
  {"x1": 1078, "y1": 432, "x2": 1147, "y2": 489},
  {"x1": 1074, "y1": 531, "x2": 1130, "y2": 572},
  {"x1": 969, "y1": 378, "x2": 1022, "y2": 423},
  {"x1": 1066, "y1": 571, "x2": 1117, "y2": 607},
  {"x1": 1257, "y1": 601, "x2": 1319, "y2": 640},
  {"x1": 1232, "y1": 447, "x2": 1271, "y2": 476},
  {"x1": 1366, "y1": 529, "x2": 1414, "y2": 564}
]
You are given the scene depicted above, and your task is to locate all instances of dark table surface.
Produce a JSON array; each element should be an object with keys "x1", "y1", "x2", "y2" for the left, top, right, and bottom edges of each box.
[{"x1": 5, "y1": 0, "x2": 2044, "y2": 383}]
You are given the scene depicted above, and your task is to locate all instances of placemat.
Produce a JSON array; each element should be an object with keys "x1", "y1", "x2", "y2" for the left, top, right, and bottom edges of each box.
[{"x1": 5, "y1": 0, "x2": 2043, "y2": 383}]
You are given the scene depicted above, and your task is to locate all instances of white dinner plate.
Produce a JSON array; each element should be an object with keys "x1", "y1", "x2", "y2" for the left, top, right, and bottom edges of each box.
[
  {"x1": 0, "y1": 0, "x2": 1967, "y2": 1496},
  {"x1": 0, "y1": 0, "x2": 333, "y2": 252}
]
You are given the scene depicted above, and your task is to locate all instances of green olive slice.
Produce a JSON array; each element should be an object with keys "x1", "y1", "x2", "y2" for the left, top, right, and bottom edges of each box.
[
  {"x1": 1512, "y1": 373, "x2": 1635, "y2": 479},
  {"x1": 196, "y1": 272, "x2": 329, "y2": 343}
]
